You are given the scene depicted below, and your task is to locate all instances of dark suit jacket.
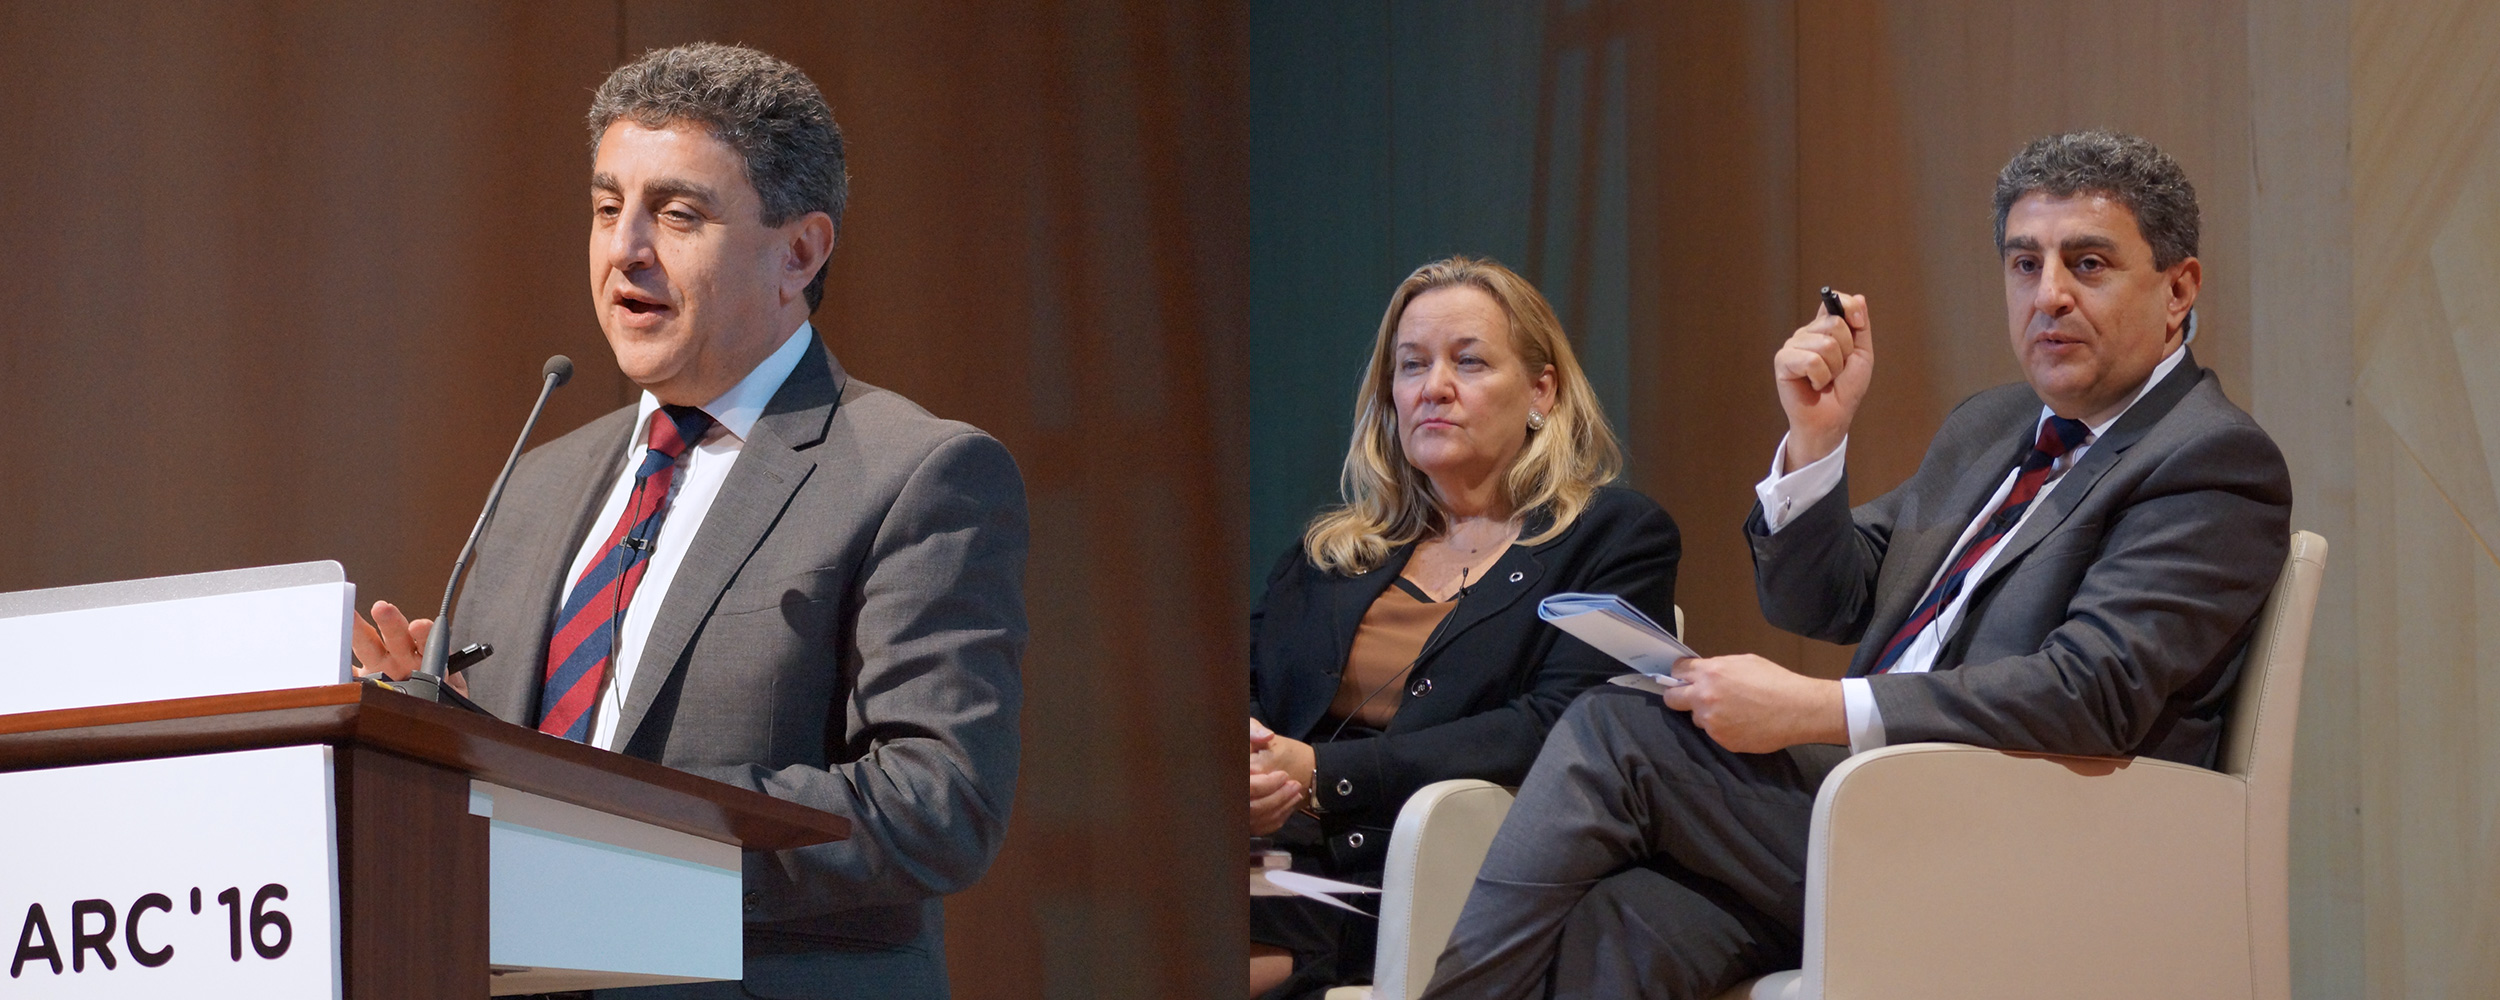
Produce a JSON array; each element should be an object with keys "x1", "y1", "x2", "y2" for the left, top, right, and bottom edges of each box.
[
  {"x1": 1252, "y1": 486, "x2": 1680, "y2": 871},
  {"x1": 1748, "y1": 350, "x2": 2291, "y2": 767},
  {"x1": 451, "y1": 336, "x2": 1028, "y2": 969}
]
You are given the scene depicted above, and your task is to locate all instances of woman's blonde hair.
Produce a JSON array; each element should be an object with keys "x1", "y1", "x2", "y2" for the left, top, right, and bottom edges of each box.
[{"x1": 1302, "y1": 256, "x2": 1624, "y2": 575}]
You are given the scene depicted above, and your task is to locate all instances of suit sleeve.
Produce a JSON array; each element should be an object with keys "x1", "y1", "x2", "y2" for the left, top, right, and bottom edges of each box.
[
  {"x1": 1312, "y1": 501, "x2": 1680, "y2": 826},
  {"x1": 1747, "y1": 473, "x2": 1897, "y2": 645},
  {"x1": 1866, "y1": 421, "x2": 2291, "y2": 757},
  {"x1": 685, "y1": 431, "x2": 1029, "y2": 916}
]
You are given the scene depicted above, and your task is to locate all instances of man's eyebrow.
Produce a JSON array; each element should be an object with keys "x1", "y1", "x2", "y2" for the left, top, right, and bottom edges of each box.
[
  {"x1": 586, "y1": 173, "x2": 721, "y2": 207},
  {"x1": 645, "y1": 178, "x2": 722, "y2": 206},
  {"x1": 1998, "y1": 234, "x2": 2123, "y2": 255}
]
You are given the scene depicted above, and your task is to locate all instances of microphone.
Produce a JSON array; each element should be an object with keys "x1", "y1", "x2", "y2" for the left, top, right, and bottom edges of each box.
[{"x1": 372, "y1": 355, "x2": 572, "y2": 709}]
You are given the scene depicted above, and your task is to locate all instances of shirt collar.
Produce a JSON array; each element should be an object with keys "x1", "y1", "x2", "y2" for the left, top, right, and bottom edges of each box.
[
  {"x1": 630, "y1": 322, "x2": 816, "y2": 446},
  {"x1": 2038, "y1": 342, "x2": 2188, "y2": 442}
]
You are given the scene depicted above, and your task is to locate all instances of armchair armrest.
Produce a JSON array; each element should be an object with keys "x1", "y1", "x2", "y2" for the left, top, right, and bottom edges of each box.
[
  {"x1": 1369, "y1": 779, "x2": 1517, "y2": 1000},
  {"x1": 1802, "y1": 743, "x2": 2253, "y2": 999}
]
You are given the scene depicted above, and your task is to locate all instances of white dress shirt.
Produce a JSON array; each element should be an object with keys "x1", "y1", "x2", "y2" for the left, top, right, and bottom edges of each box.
[
  {"x1": 1755, "y1": 346, "x2": 2187, "y2": 754},
  {"x1": 559, "y1": 323, "x2": 815, "y2": 751}
]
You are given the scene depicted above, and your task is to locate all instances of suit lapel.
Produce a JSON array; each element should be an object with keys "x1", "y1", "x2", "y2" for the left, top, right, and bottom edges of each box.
[
  {"x1": 1331, "y1": 548, "x2": 1409, "y2": 672},
  {"x1": 613, "y1": 337, "x2": 843, "y2": 748},
  {"x1": 1283, "y1": 550, "x2": 1408, "y2": 738},
  {"x1": 489, "y1": 410, "x2": 634, "y2": 723},
  {"x1": 1975, "y1": 349, "x2": 2205, "y2": 587},
  {"x1": 1419, "y1": 546, "x2": 1542, "y2": 663},
  {"x1": 1419, "y1": 508, "x2": 1570, "y2": 664},
  {"x1": 1849, "y1": 416, "x2": 2034, "y2": 677}
]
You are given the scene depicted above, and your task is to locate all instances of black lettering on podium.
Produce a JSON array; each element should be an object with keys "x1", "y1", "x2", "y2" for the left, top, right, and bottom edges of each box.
[
  {"x1": 249, "y1": 884, "x2": 291, "y2": 959},
  {"x1": 217, "y1": 887, "x2": 242, "y2": 961},
  {"x1": 10, "y1": 904, "x2": 61, "y2": 978},
  {"x1": 127, "y1": 893, "x2": 174, "y2": 968},
  {"x1": 69, "y1": 899, "x2": 116, "y2": 972}
]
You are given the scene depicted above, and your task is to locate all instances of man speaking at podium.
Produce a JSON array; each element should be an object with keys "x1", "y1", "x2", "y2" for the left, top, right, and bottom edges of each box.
[
  {"x1": 350, "y1": 44, "x2": 1026, "y2": 1000},
  {"x1": 1421, "y1": 131, "x2": 2292, "y2": 998}
]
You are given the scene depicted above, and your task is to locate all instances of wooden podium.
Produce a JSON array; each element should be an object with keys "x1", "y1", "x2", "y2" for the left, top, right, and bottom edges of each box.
[{"x1": 0, "y1": 683, "x2": 848, "y2": 998}]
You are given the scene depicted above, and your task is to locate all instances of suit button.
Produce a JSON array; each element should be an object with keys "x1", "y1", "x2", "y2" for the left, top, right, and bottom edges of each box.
[
  {"x1": 743, "y1": 892, "x2": 760, "y2": 911},
  {"x1": 1346, "y1": 832, "x2": 1365, "y2": 849},
  {"x1": 1335, "y1": 778, "x2": 1353, "y2": 796},
  {"x1": 1408, "y1": 677, "x2": 1432, "y2": 697}
]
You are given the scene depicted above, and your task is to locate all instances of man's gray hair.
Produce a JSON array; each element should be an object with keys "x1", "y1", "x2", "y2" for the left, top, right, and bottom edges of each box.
[
  {"x1": 1993, "y1": 130, "x2": 2198, "y2": 271},
  {"x1": 589, "y1": 42, "x2": 846, "y2": 311}
]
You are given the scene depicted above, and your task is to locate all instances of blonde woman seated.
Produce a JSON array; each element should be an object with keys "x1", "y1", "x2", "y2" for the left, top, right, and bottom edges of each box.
[{"x1": 1249, "y1": 256, "x2": 1681, "y2": 999}]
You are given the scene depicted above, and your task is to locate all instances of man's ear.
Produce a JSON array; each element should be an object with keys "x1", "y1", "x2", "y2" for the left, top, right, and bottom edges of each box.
[
  {"x1": 2166, "y1": 256, "x2": 2202, "y2": 343},
  {"x1": 783, "y1": 211, "x2": 836, "y2": 305}
]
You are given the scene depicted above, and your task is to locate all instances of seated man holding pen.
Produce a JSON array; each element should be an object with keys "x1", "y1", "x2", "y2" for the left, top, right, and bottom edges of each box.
[{"x1": 1419, "y1": 130, "x2": 2293, "y2": 999}]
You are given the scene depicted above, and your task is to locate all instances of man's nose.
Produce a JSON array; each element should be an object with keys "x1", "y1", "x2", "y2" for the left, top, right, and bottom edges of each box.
[
  {"x1": 602, "y1": 210, "x2": 657, "y2": 272},
  {"x1": 2033, "y1": 261, "x2": 2078, "y2": 317}
]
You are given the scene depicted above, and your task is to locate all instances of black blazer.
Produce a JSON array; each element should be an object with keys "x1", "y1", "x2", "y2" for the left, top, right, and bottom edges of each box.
[{"x1": 1250, "y1": 486, "x2": 1679, "y2": 871}]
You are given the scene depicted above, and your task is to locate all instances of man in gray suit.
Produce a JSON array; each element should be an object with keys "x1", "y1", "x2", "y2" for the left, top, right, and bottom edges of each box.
[
  {"x1": 351, "y1": 44, "x2": 1024, "y2": 1000},
  {"x1": 1421, "y1": 132, "x2": 2291, "y2": 999}
]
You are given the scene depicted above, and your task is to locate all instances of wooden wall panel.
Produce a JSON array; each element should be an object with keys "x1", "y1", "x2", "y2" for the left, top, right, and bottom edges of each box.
[
  {"x1": 2248, "y1": 0, "x2": 2363, "y2": 994},
  {"x1": 0, "y1": 3, "x2": 1243, "y2": 997},
  {"x1": 2349, "y1": 0, "x2": 2500, "y2": 993}
]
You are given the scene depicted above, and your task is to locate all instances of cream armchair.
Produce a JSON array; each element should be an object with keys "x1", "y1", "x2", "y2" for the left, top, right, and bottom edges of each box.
[{"x1": 1334, "y1": 531, "x2": 2325, "y2": 1000}]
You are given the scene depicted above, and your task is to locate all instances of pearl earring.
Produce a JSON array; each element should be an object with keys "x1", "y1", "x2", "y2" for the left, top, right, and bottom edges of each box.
[{"x1": 1527, "y1": 410, "x2": 1547, "y2": 431}]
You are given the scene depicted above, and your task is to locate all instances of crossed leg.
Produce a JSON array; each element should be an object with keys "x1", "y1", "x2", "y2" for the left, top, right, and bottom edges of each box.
[{"x1": 1417, "y1": 684, "x2": 1843, "y2": 1000}]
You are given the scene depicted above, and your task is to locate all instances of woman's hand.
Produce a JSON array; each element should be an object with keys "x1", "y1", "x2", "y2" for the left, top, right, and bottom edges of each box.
[
  {"x1": 1249, "y1": 719, "x2": 1319, "y2": 836},
  {"x1": 1249, "y1": 768, "x2": 1302, "y2": 836}
]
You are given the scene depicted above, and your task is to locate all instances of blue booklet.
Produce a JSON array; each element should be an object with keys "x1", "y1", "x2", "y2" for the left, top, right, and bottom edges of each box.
[{"x1": 1538, "y1": 592, "x2": 1697, "y2": 685}]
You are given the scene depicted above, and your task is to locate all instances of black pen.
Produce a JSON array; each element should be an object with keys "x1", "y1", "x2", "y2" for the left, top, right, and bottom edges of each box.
[{"x1": 1819, "y1": 286, "x2": 1846, "y2": 323}]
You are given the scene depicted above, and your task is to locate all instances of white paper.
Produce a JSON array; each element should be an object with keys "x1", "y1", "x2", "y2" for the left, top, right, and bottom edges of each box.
[
  {"x1": 1539, "y1": 592, "x2": 1695, "y2": 685},
  {"x1": 1260, "y1": 870, "x2": 1380, "y2": 916},
  {"x1": 0, "y1": 562, "x2": 353, "y2": 715}
]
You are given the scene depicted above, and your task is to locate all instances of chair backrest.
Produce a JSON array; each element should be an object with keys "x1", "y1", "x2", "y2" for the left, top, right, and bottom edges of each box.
[
  {"x1": 2218, "y1": 531, "x2": 2325, "y2": 782},
  {"x1": 2215, "y1": 530, "x2": 2326, "y2": 1000}
]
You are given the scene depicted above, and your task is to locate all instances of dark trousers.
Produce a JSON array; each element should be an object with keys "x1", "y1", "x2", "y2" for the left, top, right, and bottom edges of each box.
[{"x1": 1418, "y1": 685, "x2": 1845, "y2": 1000}]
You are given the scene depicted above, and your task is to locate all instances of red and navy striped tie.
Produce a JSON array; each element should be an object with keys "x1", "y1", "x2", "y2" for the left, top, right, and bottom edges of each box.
[
  {"x1": 1869, "y1": 415, "x2": 2090, "y2": 675},
  {"x1": 536, "y1": 404, "x2": 716, "y2": 741}
]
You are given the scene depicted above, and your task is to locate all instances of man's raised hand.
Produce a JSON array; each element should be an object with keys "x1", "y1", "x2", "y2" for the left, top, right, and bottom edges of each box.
[
  {"x1": 350, "y1": 600, "x2": 429, "y2": 681},
  {"x1": 1773, "y1": 290, "x2": 1874, "y2": 471}
]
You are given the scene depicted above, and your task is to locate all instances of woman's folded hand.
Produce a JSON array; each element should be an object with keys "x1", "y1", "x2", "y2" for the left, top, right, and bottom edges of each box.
[{"x1": 1250, "y1": 767, "x2": 1303, "y2": 836}]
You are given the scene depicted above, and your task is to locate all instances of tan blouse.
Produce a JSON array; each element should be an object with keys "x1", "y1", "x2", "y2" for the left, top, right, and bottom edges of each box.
[{"x1": 1326, "y1": 577, "x2": 1460, "y2": 727}]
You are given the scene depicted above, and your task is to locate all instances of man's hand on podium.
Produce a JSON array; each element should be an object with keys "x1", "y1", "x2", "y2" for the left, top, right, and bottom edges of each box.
[{"x1": 350, "y1": 600, "x2": 469, "y2": 697}]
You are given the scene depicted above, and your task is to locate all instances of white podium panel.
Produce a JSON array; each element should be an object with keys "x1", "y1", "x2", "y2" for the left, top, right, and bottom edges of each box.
[
  {"x1": 470, "y1": 783, "x2": 742, "y2": 995},
  {"x1": 0, "y1": 562, "x2": 354, "y2": 715},
  {"x1": 0, "y1": 746, "x2": 342, "y2": 998}
]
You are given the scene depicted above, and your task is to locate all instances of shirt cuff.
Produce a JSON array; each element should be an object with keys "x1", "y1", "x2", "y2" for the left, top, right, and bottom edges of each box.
[
  {"x1": 1754, "y1": 433, "x2": 1848, "y2": 533},
  {"x1": 1841, "y1": 677, "x2": 1886, "y2": 755}
]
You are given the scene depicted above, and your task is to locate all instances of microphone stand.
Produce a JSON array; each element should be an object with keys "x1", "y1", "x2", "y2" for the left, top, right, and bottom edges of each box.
[{"x1": 367, "y1": 356, "x2": 572, "y2": 709}]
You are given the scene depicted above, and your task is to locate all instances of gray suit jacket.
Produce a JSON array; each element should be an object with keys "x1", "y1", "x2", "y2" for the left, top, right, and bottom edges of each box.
[
  {"x1": 451, "y1": 335, "x2": 1027, "y2": 963},
  {"x1": 1748, "y1": 351, "x2": 2290, "y2": 767}
]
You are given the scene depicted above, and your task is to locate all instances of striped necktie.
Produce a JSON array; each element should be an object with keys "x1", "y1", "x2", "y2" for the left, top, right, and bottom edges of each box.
[
  {"x1": 536, "y1": 404, "x2": 716, "y2": 741},
  {"x1": 1869, "y1": 415, "x2": 2090, "y2": 675}
]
